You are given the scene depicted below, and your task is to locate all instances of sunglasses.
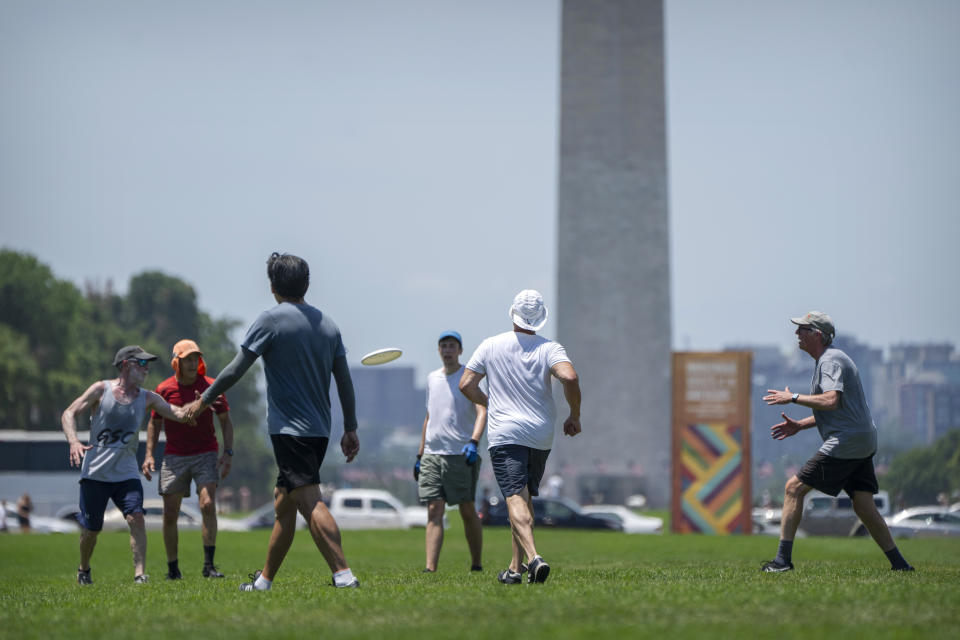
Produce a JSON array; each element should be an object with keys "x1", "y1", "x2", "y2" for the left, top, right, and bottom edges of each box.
[{"x1": 128, "y1": 358, "x2": 151, "y2": 367}]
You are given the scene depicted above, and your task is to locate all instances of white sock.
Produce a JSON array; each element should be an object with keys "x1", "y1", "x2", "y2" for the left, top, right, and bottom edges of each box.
[
  {"x1": 254, "y1": 574, "x2": 272, "y2": 591},
  {"x1": 333, "y1": 568, "x2": 356, "y2": 587}
]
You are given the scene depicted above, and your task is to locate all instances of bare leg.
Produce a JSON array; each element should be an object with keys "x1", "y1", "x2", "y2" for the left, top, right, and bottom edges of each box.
[
  {"x1": 79, "y1": 527, "x2": 98, "y2": 570},
  {"x1": 161, "y1": 493, "x2": 183, "y2": 563},
  {"x1": 261, "y1": 487, "x2": 298, "y2": 581},
  {"x1": 126, "y1": 512, "x2": 147, "y2": 577},
  {"x1": 425, "y1": 499, "x2": 445, "y2": 571},
  {"x1": 459, "y1": 501, "x2": 482, "y2": 568},
  {"x1": 780, "y1": 476, "x2": 812, "y2": 541},
  {"x1": 505, "y1": 491, "x2": 538, "y2": 564},
  {"x1": 852, "y1": 491, "x2": 895, "y2": 551},
  {"x1": 197, "y1": 483, "x2": 218, "y2": 548},
  {"x1": 293, "y1": 484, "x2": 350, "y2": 573}
]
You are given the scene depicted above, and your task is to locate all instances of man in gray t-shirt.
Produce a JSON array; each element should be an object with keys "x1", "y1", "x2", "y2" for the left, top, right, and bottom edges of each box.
[
  {"x1": 760, "y1": 311, "x2": 912, "y2": 572},
  {"x1": 187, "y1": 252, "x2": 361, "y2": 591}
]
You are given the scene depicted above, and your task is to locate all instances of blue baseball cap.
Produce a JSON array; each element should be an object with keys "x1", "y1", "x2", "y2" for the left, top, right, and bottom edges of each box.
[{"x1": 438, "y1": 331, "x2": 462, "y2": 346}]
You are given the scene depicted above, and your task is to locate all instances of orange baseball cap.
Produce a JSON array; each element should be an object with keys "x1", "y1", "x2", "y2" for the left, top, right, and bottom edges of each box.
[{"x1": 171, "y1": 339, "x2": 206, "y2": 377}]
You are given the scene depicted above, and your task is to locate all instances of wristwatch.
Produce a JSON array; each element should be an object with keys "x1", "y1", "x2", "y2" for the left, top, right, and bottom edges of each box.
[
  {"x1": 791, "y1": 393, "x2": 799, "y2": 403},
  {"x1": 224, "y1": 448, "x2": 234, "y2": 456}
]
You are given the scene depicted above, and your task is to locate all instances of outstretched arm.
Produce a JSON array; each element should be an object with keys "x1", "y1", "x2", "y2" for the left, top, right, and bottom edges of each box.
[{"x1": 764, "y1": 386, "x2": 840, "y2": 411}]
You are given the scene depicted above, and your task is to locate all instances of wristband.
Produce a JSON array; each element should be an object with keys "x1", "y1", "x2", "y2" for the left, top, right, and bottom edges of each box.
[
  {"x1": 469, "y1": 439, "x2": 478, "y2": 446},
  {"x1": 224, "y1": 448, "x2": 234, "y2": 456}
]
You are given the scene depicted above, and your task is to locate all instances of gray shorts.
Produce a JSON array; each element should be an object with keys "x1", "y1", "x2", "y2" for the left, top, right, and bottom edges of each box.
[
  {"x1": 159, "y1": 451, "x2": 219, "y2": 497},
  {"x1": 418, "y1": 453, "x2": 481, "y2": 506}
]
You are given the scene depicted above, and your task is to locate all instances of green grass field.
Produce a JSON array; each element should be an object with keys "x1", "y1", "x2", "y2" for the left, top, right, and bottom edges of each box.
[{"x1": 2, "y1": 520, "x2": 958, "y2": 640}]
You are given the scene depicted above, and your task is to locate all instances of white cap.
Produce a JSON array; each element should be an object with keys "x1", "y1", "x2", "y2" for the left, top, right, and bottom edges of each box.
[{"x1": 508, "y1": 289, "x2": 549, "y2": 332}]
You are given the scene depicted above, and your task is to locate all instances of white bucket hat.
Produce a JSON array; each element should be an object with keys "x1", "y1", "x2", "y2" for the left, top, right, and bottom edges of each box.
[{"x1": 508, "y1": 289, "x2": 549, "y2": 332}]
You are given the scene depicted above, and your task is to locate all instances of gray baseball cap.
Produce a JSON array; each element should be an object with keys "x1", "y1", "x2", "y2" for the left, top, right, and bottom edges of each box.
[
  {"x1": 790, "y1": 311, "x2": 835, "y2": 338},
  {"x1": 113, "y1": 345, "x2": 158, "y2": 368}
]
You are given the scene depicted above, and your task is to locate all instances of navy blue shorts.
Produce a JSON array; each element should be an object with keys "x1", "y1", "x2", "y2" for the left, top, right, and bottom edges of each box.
[
  {"x1": 270, "y1": 434, "x2": 329, "y2": 491},
  {"x1": 490, "y1": 445, "x2": 551, "y2": 498},
  {"x1": 77, "y1": 478, "x2": 144, "y2": 531},
  {"x1": 796, "y1": 451, "x2": 879, "y2": 497}
]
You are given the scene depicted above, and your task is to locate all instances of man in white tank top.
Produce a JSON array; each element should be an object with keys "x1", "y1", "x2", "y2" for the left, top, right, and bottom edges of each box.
[{"x1": 61, "y1": 345, "x2": 193, "y2": 585}]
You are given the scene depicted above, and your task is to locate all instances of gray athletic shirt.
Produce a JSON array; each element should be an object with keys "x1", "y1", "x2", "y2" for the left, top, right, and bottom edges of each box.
[
  {"x1": 810, "y1": 347, "x2": 877, "y2": 459},
  {"x1": 80, "y1": 381, "x2": 150, "y2": 482},
  {"x1": 242, "y1": 302, "x2": 345, "y2": 438}
]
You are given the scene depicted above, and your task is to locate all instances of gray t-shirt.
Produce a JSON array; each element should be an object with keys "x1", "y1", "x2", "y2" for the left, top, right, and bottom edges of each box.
[
  {"x1": 80, "y1": 381, "x2": 149, "y2": 482},
  {"x1": 811, "y1": 347, "x2": 877, "y2": 459},
  {"x1": 242, "y1": 302, "x2": 346, "y2": 438}
]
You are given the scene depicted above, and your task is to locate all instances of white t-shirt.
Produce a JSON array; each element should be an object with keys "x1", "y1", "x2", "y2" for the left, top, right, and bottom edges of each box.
[
  {"x1": 465, "y1": 331, "x2": 570, "y2": 451},
  {"x1": 424, "y1": 365, "x2": 477, "y2": 455}
]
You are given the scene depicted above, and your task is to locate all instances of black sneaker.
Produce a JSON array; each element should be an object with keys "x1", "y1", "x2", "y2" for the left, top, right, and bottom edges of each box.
[
  {"x1": 166, "y1": 568, "x2": 183, "y2": 580},
  {"x1": 470, "y1": 565, "x2": 483, "y2": 572},
  {"x1": 332, "y1": 576, "x2": 360, "y2": 588},
  {"x1": 239, "y1": 570, "x2": 263, "y2": 592},
  {"x1": 760, "y1": 560, "x2": 794, "y2": 573},
  {"x1": 134, "y1": 574, "x2": 150, "y2": 584},
  {"x1": 527, "y1": 557, "x2": 550, "y2": 584},
  {"x1": 202, "y1": 565, "x2": 224, "y2": 578},
  {"x1": 77, "y1": 568, "x2": 92, "y2": 586},
  {"x1": 497, "y1": 568, "x2": 523, "y2": 584},
  {"x1": 892, "y1": 564, "x2": 915, "y2": 571}
]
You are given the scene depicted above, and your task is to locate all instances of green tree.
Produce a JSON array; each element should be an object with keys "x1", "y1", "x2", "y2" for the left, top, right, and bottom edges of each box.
[{"x1": 882, "y1": 430, "x2": 960, "y2": 505}]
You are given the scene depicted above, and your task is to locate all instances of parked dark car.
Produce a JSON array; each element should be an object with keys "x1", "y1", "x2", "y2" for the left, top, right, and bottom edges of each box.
[{"x1": 481, "y1": 496, "x2": 621, "y2": 531}]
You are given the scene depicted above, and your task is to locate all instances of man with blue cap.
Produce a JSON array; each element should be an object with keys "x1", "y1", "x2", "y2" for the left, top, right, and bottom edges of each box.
[{"x1": 415, "y1": 330, "x2": 487, "y2": 573}]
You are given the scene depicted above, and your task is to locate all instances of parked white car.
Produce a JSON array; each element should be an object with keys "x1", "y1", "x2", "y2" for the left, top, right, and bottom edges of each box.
[
  {"x1": 329, "y1": 489, "x2": 437, "y2": 530},
  {"x1": 886, "y1": 506, "x2": 960, "y2": 538},
  {"x1": 580, "y1": 505, "x2": 663, "y2": 534},
  {"x1": 101, "y1": 499, "x2": 205, "y2": 531},
  {"x1": 4, "y1": 513, "x2": 79, "y2": 534}
]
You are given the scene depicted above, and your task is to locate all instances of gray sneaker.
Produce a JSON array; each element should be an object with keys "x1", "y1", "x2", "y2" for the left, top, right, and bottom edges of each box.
[
  {"x1": 497, "y1": 568, "x2": 523, "y2": 584},
  {"x1": 239, "y1": 570, "x2": 263, "y2": 592},
  {"x1": 77, "y1": 568, "x2": 92, "y2": 586},
  {"x1": 332, "y1": 576, "x2": 360, "y2": 588},
  {"x1": 134, "y1": 574, "x2": 150, "y2": 584}
]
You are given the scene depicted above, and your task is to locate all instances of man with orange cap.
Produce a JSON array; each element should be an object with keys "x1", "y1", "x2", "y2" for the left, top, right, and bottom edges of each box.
[{"x1": 143, "y1": 339, "x2": 234, "y2": 580}]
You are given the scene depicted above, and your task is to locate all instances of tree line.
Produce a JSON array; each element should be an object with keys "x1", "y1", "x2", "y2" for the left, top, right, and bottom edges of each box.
[{"x1": 0, "y1": 249, "x2": 276, "y2": 502}]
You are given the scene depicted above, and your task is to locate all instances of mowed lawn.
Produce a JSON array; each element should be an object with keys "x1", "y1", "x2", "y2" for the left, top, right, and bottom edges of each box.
[{"x1": 2, "y1": 519, "x2": 958, "y2": 640}]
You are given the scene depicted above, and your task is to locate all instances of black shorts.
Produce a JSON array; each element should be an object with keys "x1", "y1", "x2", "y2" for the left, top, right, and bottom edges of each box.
[
  {"x1": 270, "y1": 434, "x2": 329, "y2": 492},
  {"x1": 490, "y1": 445, "x2": 550, "y2": 498},
  {"x1": 796, "y1": 451, "x2": 878, "y2": 497},
  {"x1": 77, "y1": 478, "x2": 144, "y2": 531}
]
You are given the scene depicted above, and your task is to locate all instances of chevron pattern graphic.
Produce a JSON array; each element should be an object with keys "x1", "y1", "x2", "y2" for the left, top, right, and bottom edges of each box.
[{"x1": 678, "y1": 422, "x2": 747, "y2": 534}]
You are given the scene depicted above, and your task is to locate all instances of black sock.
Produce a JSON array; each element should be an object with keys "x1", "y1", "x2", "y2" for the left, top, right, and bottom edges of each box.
[
  {"x1": 774, "y1": 539, "x2": 793, "y2": 565},
  {"x1": 203, "y1": 545, "x2": 215, "y2": 566},
  {"x1": 884, "y1": 546, "x2": 910, "y2": 569},
  {"x1": 168, "y1": 560, "x2": 179, "y2": 574}
]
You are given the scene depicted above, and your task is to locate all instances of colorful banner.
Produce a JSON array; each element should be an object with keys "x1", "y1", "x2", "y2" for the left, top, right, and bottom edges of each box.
[{"x1": 671, "y1": 352, "x2": 752, "y2": 534}]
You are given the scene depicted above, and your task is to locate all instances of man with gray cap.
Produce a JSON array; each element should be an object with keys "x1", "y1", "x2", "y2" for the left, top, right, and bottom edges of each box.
[
  {"x1": 459, "y1": 290, "x2": 582, "y2": 585},
  {"x1": 61, "y1": 345, "x2": 195, "y2": 584},
  {"x1": 415, "y1": 330, "x2": 487, "y2": 573},
  {"x1": 761, "y1": 312, "x2": 913, "y2": 572}
]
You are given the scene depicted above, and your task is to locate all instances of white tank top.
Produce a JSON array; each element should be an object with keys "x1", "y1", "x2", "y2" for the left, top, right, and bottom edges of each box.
[{"x1": 80, "y1": 381, "x2": 149, "y2": 482}]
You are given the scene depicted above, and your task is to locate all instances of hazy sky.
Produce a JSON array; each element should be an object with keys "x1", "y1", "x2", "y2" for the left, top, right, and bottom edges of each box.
[{"x1": 2, "y1": 0, "x2": 958, "y2": 380}]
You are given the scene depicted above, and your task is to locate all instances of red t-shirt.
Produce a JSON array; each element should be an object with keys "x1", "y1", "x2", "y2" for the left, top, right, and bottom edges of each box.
[{"x1": 153, "y1": 376, "x2": 229, "y2": 456}]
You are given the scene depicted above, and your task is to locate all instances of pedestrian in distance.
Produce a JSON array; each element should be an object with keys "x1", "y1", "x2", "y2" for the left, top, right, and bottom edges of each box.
[
  {"x1": 143, "y1": 339, "x2": 235, "y2": 580},
  {"x1": 761, "y1": 311, "x2": 913, "y2": 572},
  {"x1": 61, "y1": 346, "x2": 195, "y2": 585},
  {"x1": 415, "y1": 330, "x2": 487, "y2": 573},
  {"x1": 183, "y1": 252, "x2": 361, "y2": 591},
  {"x1": 16, "y1": 493, "x2": 32, "y2": 533},
  {"x1": 459, "y1": 290, "x2": 582, "y2": 585}
]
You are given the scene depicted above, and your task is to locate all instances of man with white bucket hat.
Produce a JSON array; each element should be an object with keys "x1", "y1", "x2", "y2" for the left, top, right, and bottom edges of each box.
[{"x1": 459, "y1": 290, "x2": 582, "y2": 585}]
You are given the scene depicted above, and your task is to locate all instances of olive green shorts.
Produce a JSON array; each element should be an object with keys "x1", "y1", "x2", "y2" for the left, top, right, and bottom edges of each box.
[{"x1": 417, "y1": 453, "x2": 481, "y2": 506}]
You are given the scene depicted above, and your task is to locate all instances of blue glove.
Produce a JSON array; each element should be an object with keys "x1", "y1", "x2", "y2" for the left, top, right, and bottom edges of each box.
[
  {"x1": 414, "y1": 456, "x2": 421, "y2": 481},
  {"x1": 461, "y1": 440, "x2": 479, "y2": 465}
]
